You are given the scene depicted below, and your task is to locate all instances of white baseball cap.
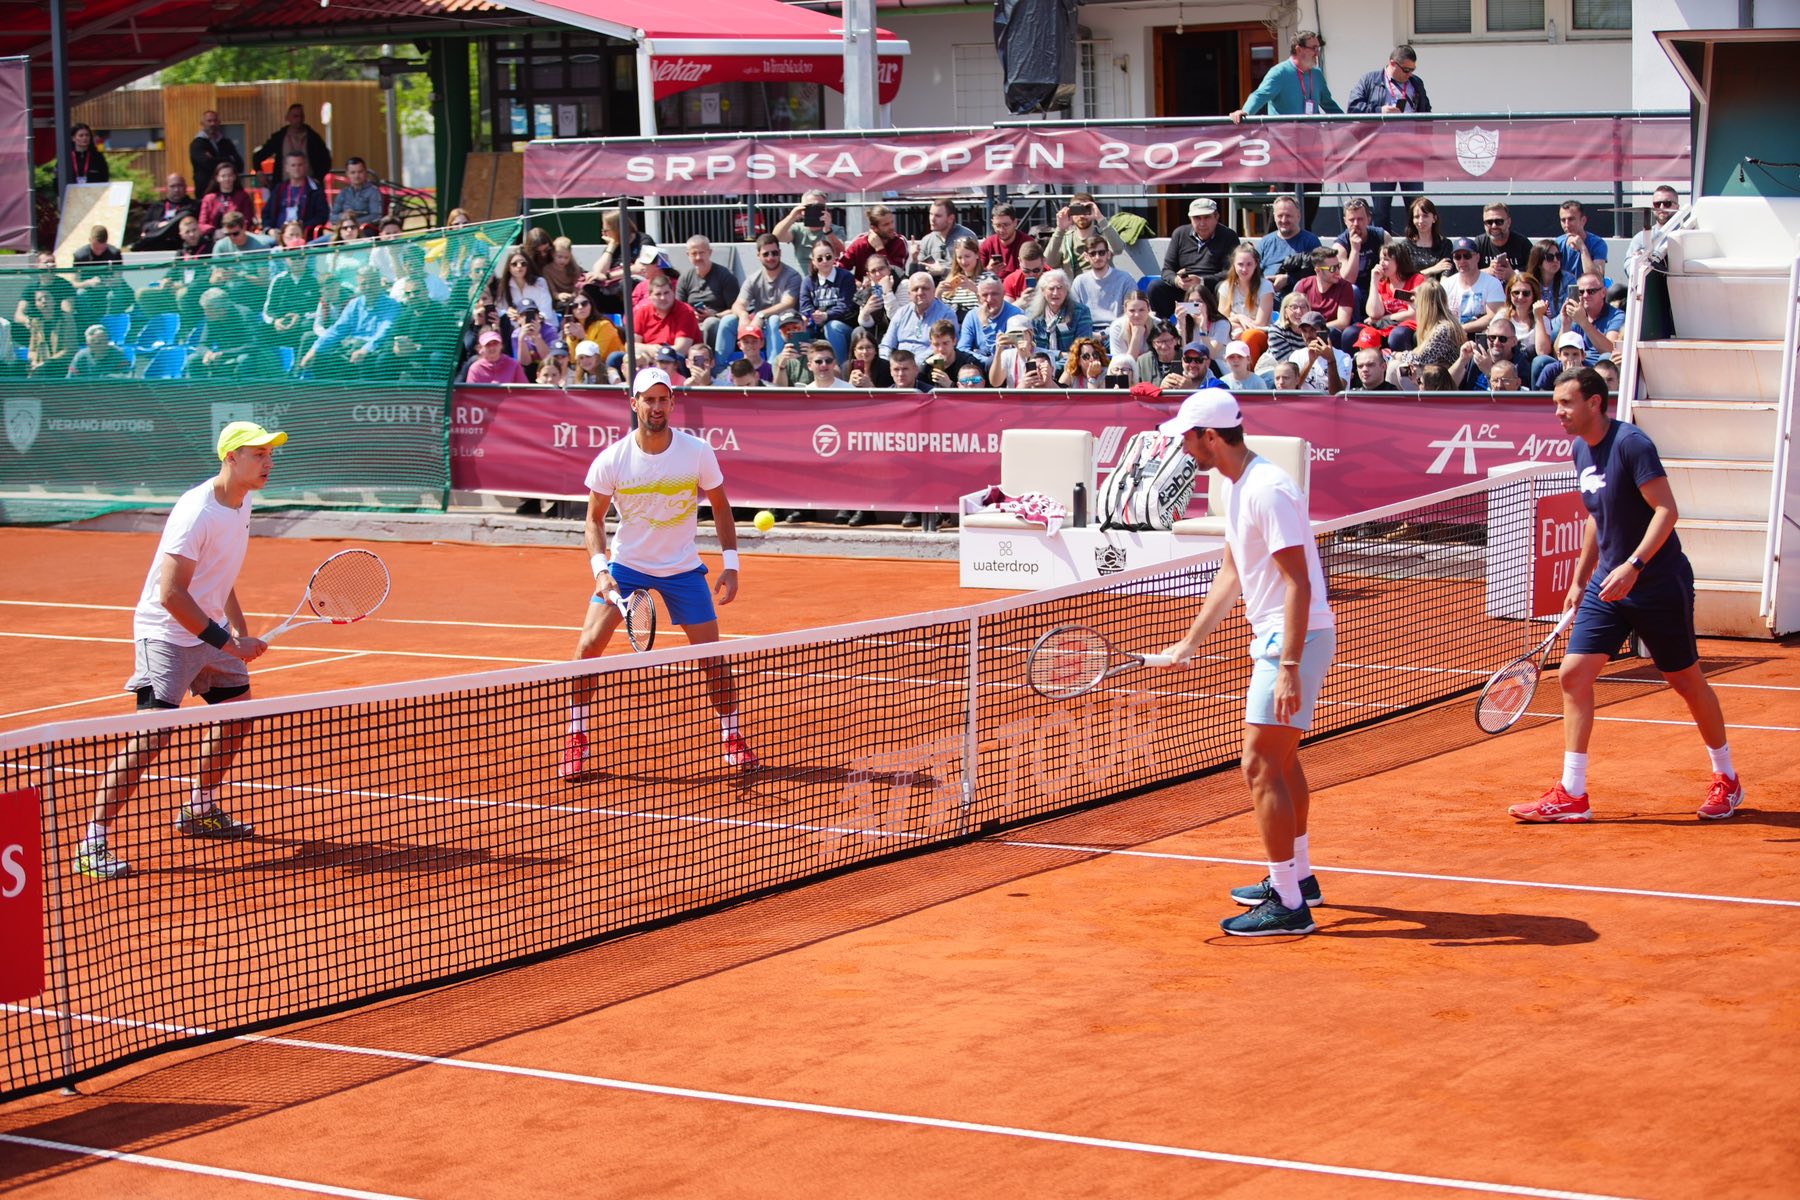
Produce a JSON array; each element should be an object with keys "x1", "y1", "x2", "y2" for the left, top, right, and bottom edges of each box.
[
  {"x1": 631, "y1": 366, "x2": 674, "y2": 396},
  {"x1": 1225, "y1": 339, "x2": 1252, "y2": 359},
  {"x1": 1554, "y1": 331, "x2": 1586, "y2": 351},
  {"x1": 1005, "y1": 314, "x2": 1032, "y2": 332},
  {"x1": 1158, "y1": 390, "x2": 1243, "y2": 437},
  {"x1": 575, "y1": 339, "x2": 601, "y2": 358}
]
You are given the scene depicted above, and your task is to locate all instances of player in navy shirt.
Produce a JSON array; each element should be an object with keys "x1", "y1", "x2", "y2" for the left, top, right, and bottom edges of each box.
[{"x1": 1510, "y1": 367, "x2": 1745, "y2": 823}]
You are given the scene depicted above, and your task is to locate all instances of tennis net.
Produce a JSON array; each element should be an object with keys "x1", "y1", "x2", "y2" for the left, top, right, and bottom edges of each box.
[{"x1": 0, "y1": 463, "x2": 1576, "y2": 1100}]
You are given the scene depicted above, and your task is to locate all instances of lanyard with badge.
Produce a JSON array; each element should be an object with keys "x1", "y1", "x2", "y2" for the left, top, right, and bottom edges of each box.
[{"x1": 1299, "y1": 68, "x2": 1316, "y2": 115}]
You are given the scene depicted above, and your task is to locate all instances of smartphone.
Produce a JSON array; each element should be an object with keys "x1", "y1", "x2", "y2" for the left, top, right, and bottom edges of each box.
[
  {"x1": 1175, "y1": 301, "x2": 1202, "y2": 317},
  {"x1": 1070, "y1": 202, "x2": 1093, "y2": 217},
  {"x1": 802, "y1": 202, "x2": 827, "y2": 230},
  {"x1": 1104, "y1": 371, "x2": 1131, "y2": 389},
  {"x1": 1393, "y1": 288, "x2": 1414, "y2": 301}
]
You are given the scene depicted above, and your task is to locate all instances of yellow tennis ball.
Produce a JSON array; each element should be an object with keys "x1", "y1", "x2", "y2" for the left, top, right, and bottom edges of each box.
[{"x1": 753, "y1": 510, "x2": 776, "y2": 533}]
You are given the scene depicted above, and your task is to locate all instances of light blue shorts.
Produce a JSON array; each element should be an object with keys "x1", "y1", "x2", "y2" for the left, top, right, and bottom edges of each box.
[
  {"x1": 1245, "y1": 627, "x2": 1335, "y2": 731},
  {"x1": 598, "y1": 560, "x2": 718, "y2": 627}
]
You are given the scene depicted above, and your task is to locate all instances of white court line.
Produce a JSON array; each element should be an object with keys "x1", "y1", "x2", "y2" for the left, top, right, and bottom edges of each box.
[
  {"x1": 0, "y1": 1003, "x2": 1633, "y2": 1200},
  {"x1": 1523, "y1": 708, "x2": 1800, "y2": 733},
  {"x1": 0, "y1": 1132, "x2": 420, "y2": 1200},
  {"x1": 1000, "y1": 842, "x2": 1800, "y2": 909},
  {"x1": 0, "y1": 631, "x2": 556, "y2": 666},
  {"x1": 0, "y1": 653, "x2": 368, "y2": 722}
]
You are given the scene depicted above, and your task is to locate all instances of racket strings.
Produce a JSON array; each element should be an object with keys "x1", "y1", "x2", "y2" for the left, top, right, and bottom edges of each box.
[
  {"x1": 622, "y1": 591, "x2": 656, "y2": 651},
  {"x1": 1028, "y1": 629, "x2": 1111, "y2": 699},
  {"x1": 1477, "y1": 659, "x2": 1539, "y2": 732},
  {"x1": 307, "y1": 550, "x2": 391, "y2": 622}
]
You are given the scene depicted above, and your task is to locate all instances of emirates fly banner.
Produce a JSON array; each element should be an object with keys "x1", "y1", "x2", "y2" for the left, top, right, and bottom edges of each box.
[{"x1": 525, "y1": 115, "x2": 1689, "y2": 197}]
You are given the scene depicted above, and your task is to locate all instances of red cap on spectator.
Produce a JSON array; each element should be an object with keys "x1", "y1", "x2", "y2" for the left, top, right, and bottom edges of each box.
[{"x1": 1354, "y1": 326, "x2": 1385, "y2": 351}]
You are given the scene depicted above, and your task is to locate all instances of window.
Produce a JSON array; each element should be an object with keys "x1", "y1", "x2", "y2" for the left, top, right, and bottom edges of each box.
[
  {"x1": 1486, "y1": 0, "x2": 1543, "y2": 33},
  {"x1": 1414, "y1": 0, "x2": 1470, "y2": 34},
  {"x1": 1413, "y1": 0, "x2": 1629, "y2": 36},
  {"x1": 1076, "y1": 39, "x2": 1117, "y2": 121},
  {"x1": 953, "y1": 43, "x2": 1009, "y2": 126},
  {"x1": 1573, "y1": 0, "x2": 1630, "y2": 30},
  {"x1": 488, "y1": 31, "x2": 634, "y2": 148}
]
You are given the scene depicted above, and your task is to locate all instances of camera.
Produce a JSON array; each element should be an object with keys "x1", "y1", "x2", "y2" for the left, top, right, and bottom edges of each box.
[
  {"x1": 1070, "y1": 202, "x2": 1093, "y2": 217},
  {"x1": 802, "y1": 202, "x2": 827, "y2": 229}
]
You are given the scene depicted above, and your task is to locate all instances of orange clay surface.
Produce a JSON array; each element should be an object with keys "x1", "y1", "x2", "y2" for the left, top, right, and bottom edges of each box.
[{"x1": 0, "y1": 526, "x2": 1796, "y2": 1199}]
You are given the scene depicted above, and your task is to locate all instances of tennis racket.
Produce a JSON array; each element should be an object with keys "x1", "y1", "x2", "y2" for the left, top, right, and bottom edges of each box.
[
  {"x1": 1026, "y1": 624, "x2": 1176, "y2": 700},
  {"x1": 261, "y1": 549, "x2": 391, "y2": 642},
  {"x1": 613, "y1": 589, "x2": 656, "y2": 652},
  {"x1": 1475, "y1": 608, "x2": 1577, "y2": 734}
]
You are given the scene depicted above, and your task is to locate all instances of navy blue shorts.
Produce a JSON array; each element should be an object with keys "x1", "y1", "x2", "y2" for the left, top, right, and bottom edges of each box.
[{"x1": 1567, "y1": 560, "x2": 1698, "y2": 674}]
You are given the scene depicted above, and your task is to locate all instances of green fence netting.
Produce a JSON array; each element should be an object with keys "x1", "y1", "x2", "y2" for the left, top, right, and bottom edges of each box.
[{"x1": 0, "y1": 217, "x2": 520, "y2": 522}]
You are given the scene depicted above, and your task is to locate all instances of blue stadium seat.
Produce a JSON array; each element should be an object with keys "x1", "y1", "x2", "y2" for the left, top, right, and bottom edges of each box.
[
  {"x1": 276, "y1": 346, "x2": 295, "y2": 374},
  {"x1": 100, "y1": 313, "x2": 130, "y2": 344},
  {"x1": 142, "y1": 346, "x2": 187, "y2": 380},
  {"x1": 133, "y1": 311, "x2": 179, "y2": 352}
]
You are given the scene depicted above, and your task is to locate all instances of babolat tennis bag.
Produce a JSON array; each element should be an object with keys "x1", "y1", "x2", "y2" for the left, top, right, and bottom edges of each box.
[{"x1": 1096, "y1": 431, "x2": 1199, "y2": 531}]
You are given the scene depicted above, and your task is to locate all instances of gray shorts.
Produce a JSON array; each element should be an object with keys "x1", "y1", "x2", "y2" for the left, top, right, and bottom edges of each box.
[{"x1": 125, "y1": 637, "x2": 250, "y2": 707}]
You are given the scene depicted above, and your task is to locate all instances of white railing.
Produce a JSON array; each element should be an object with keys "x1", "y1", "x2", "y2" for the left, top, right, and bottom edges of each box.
[{"x1": 1759, "y1": 234, "x2": 1800, "y2": 625}]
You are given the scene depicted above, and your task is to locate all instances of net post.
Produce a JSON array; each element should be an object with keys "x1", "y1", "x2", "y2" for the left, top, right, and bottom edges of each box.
[
  {"x1": 961, "y1": 615, "x2": 980, "y2": 834},
  {"x1": 37, "y1": 745, "x2": 81, "y2": 1091}
]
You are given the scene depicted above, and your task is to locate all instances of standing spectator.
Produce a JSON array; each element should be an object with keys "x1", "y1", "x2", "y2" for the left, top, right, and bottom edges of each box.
[
  {"x1": 936, "y1": 237, "x2": 988, "y2": 318},
  {"x1": 67, "y1": 323, "x2": 133, "y2": 378},
  {"x1": 838, "y1": 204, "x2": 908, "y2": 282},
  {"x1": 922, "y1": 319, "x2": 981, "y2": 389},
  {"x1": 1347, "y1": 45, "x2": 1432, "y2": 231},
  {"x1": 1070, "y1": 235, "x2": 1133, "y2": 325},
  {"x1": 1556, "y1": 201, "x2": 1608, "y2": 292},
  {"x1": 1624, "y1": 185, "x2": 1683, "y2": 288},
  {"x1": 1254, "y1": 195, "x2": 1321, "y2": 298},
  {"x1": 199, "y1": 162, "x2": 257, "y2": 245},
  {"x1": 979, "y1": 203, "x2": 1033, "y2": 276},
  {"x1": 189, "y1": 110, "x2": 243, "y2": 190},
  {"x1": 1526, "y1": 238, "x2": 1570, "y2": 311},
  {"x1": 70, "y1": 226, "x2": 128, "y2": 328},
  {"x1": 909, "y1": 198, "x2": 978, "y2": 281},
  {"x1": 264, "y1": 152, "x2": 329, "y2": 236},
  {"x1": 632, "y1": 276, "x2": 702, "y2": 363},
  {"x1": 1003, "y1": 241, "x2": 1048, "y2": 300},
  {"x1": 1106, "y1": 292, "x2": 1158, "y2": 365},
  {"x1": 1348, "y1": 347, "x2": 1399, "y2": 391},
  {"x1": 1402, "y1": 197, "x2": 1454, "y2": 280},
  {"x1": 72, "y1": 223, "x2": 123, "y2": 268},
  {"x1": 773, "y1": 190, "x2": 846, "y2": 265},
  {"x1": 1025, "y1": 269, "x2": 1093, "y2": 371},
  {"x1": 134, "y1": 174, "x2": 200, "y2": 252},
  {"x1": 1475, "y1": 202, "x2": 1534, "y2": 275},
  {"x1": 882, "y1": 273, "x2": 956, "y2": 362},
  {"x1": 958, "y1": 277, "x2": 1022, "y2": 369},
  {"x1": 1332, "y1": 198, "x2": 1387, "y2": 308},
  {"x1": 1292, "y1": 246, "x2": 1356, "y2": 347},
  {"x1": 465, "y1": 328, "x2": 527, "y2": 383},
  {"x1": 721, "y1": 234, "x2": 802, "y2": 357},
  {"x1": 677, "y1": 236, "x2": 740, "y2": 354},
  {"x1": 1150, "y1": 198, "x2": 1239, "y2": 319},
  {"x1": 853, "y1": 254, "x2": 901, "y2": 345},
  {"x1": 1217, "y1": 243, "x2": 1274, "y2": 363},
  {"x1": 1442, "y1": 236, "x2": 1507, "y2": 335},
  {"x1": 1044, "y1": 193, "x2": 1126, "y2": 277},
  {"x1": 846, "y1": 328, "x2": 892, "y2": 388},
  {"x1": 253, "y1": 104, "x2": 330, "y2": 187},
  {"x1": 66, "y1": 123, "x2": 109, "y2": 184},
  {"x1": 1229, "y1": 31, "x2": 1338, "y2": 226},
  {"x1": 1365, "y1": 241, "x2": 1425, "y2": 351},
  {"x1": 799, "y1": 242, "x2": 858, "y2": 362},
  {"x1": 331, "y1": 157, "x2": 386, "y2": 231}
]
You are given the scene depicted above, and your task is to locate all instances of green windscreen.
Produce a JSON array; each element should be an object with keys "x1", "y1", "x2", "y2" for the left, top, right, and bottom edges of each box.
[{"x1": 0, "y1": 217, "x2": 520, "y2": 522}]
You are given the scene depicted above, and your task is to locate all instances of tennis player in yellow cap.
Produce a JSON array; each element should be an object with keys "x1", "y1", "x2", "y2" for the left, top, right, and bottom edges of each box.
[{"x1": 74, "y1": 420, "x2": 287, "y2": 881}]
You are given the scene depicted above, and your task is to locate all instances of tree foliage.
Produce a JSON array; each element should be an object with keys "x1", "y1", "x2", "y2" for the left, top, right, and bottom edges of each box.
[{"x1": 162, "y1": 45, "x2": 366, "y2": 85}]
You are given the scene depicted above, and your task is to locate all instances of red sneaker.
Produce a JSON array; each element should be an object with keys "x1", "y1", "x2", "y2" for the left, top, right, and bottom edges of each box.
[
  {"x1": 723, "y1": 731, "x2": 758, "y2": 769},
  {"x1": 1509, "y1": 783, "x2": 1592, "y2": 823},
  {"x1": 560, "y1": 731, "x2": 589, "y2": 780},
  {"x1": 1697, "y1": 773, "x2": 1744, "y2": 820}
]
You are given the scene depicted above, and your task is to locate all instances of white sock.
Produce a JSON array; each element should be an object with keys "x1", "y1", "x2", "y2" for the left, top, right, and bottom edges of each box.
[
  {"x1": 720, "y1": 711, "x2": 740, "y2": 738},
  {"x1": 190, "y1": 787, "x2": 216, "y2": 814},
  {"x1": 1561, "y1": 752, "x2": 1589, "y2": 796},
  {"x1": 569, "y1": 705, "x2": 587, "y2": 736},
  {"x1": 1707, "y1": 743, "x2": 1734, "y2": 778},
  {"x1": 1268, "y1": 858, "x2": 1302, "y2": 910},
  {"x1": 86, "y1": 821, "x2": 109, "y2": 846},
  {"x1": 1293, "y1": 832, "x2": 1311, "y2": 880}
]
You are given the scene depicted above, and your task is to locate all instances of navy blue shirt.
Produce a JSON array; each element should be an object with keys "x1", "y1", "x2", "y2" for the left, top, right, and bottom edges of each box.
[{"x1": 1573, "y1": 419, "x2": 1684, "y2": 588}]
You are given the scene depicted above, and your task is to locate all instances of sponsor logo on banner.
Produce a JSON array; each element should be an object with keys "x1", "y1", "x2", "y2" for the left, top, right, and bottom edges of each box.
[
  {"x1": 813, "y1": 424, "x2": 842, "y2": 458},
  {"x1": 211, "y1": 401, "x2": 256, "y2": 434},
  {"x1": 1094, "y1": 544, "x2": 1127, "y2": 575},
  {"x1": 1455, "y1": 126, "x2": 1500, "y2": 177},
  {"x1": 3, "y1": 398, "x2": 40, "y2": 453},
  {"x1": 0, "y1": 788, "x2": 43, "y2": 1002},
  {"x1": 353, "y1": 403, "x2": 443, "y2": 424},
  {"x1": 1533, "y1": 492, "x2": 1589, "y2": 615},
  {"x1": 653, "y1": 59, "x2": 713, "y2": 86},
  {"x1": 1426, "y1": 423, "x2": 1516, "y2": 475}
]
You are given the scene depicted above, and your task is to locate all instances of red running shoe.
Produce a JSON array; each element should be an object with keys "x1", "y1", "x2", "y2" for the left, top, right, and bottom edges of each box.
[
  {"x1": 560, "y1": 731, "x2": 589, "y2": 780},
  {"x1": 723, "y1": 731, "x2": 758, "y2": 769},
  {"x1": 1697, "y1": 773, "x2": 1744, "y2": 820},
  {"x1": 1509, "y1": 783, "x2": 1592, "y2": 823}
]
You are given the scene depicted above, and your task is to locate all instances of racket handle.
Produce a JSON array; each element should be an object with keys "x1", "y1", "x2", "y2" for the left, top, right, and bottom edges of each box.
[{"x1": 1139, "y1": 653, "x2": 1178, "y2": 667}]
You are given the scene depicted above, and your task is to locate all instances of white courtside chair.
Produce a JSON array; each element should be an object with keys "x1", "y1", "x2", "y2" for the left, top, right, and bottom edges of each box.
[
  {"x1": 1170, "y1": 434, "x2": 1310, "y2": 537},
  {"x1": 961, "y1": 428, "x2": 1096, "y2": 530}
]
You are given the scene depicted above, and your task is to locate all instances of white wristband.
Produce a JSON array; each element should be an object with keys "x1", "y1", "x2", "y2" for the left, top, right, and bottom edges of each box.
[
  {"x1": 722, "y1": 549, "x2": 740, "y2": 571},
  {"x1": 590, "y1": 553, "x2": 609, "y2": 579}
]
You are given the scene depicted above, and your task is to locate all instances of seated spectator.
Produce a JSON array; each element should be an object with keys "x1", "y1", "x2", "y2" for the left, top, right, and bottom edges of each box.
[
  {"x1": 367, "y1": 215, "x2": 408, "y2": 281},
  {"x1": 262, "y1": 251, "x2": 320, "y2": 347},
  {"x1": 1254, "y1": 195, "x2": 1320, "y2": 299},
  {"x1": 773, "y1": 189, "x2": 846, "y2": 264},
  {"x1": 1217, "y1": 243, "x2": 1274, "y2": 363},
  {"x1": 1525, "y1": 238, "x2": 1569, "y2": 310},
  {"x1": 187, "y1": 286, "x2": 260, "y2": 378},
  {"x1": 769, "y1": 335, "x2": 812, "y2": 387},
  {"x1": 1220, "y1": 339, "x2": 1269, "y2": 391},
  {"x1": 883, "y1": 273, "x2": 956, "y2": 362},
  {"x1": 727, "y1": 358, "x2": 762, "y2": 387},
  {"x1": 922, "y1": 318, "x2": 981, "y2": 389},
  {"x1": 465, "y1": 328, "x2": 527, "y2": 383},
  {"x1": 721, "y1": 233, "x2": 802, "y2": 357},
  {"x1": 307, "y1": 274, "x2": 360, "y2": 362},
  {"x1": 839, "y1": 204, "x2": 907, "y2": 282},
  {"x1": 1488, "y1": 359, "x2": 1523, "y2": 392},
  {"x1": 910, "y1": 198, "x2": 979, "y2": 281},
  {"x1": 1292, "y1": 246, "x2": 1356, "y2": 346},
  {"x1": 628, "y1": 245, "x2": 677, "y2": 307},
  {"x1": 936, "y1": 237, "x2": 988, "y2": 318},
  {"x1": 585, "y1": 210, "x2": 652, "y2": 315},
  {"x1": 799, "y1": 242, "x2": 857, "y2": 362},
  {"x1": 316, "y1": 213, "x2": 364, "y2": 258},
  {"x1": 804, "y1": 341, "x2": 852, "y2": 389},
  {"x1": 1174, "y1": 285, "x2": 1230, "y2": 361},
  {"x1": 169, "y1": 213, "x2": 211, "y2": 262},
  {"x1": 1487, "y1": 249, "x2": 1519, "y2": 295},
  {"x1": 685, "y1": 343, "x2": 719, "y2": 385},
  {"x1": 71, "y1": 224, "x2": 123, "y2": 268},
  {"x1": 1129, "y1": 320, "x2": 1181, "y2": 387},
  {"x1": 1470, "y1": 313, "x2": 1530, "y2": 390},
  {"x1": 1442, "y1": 236, "x2": 1506, "y2": 336},
  {"x1": 956, "y1": 362, "x2": 988, "y2": 388},
  {"x1": 1365, "y1": 242, "x2": 1425, "y2": 351},
  {"x1": 1531, "y1": 272, "x2": 1624, "y2": 389},
  {"x1": 1333, "y1": 197, "x2": 1388, "y2": 307},
  {"x1": 632, "y1": 276, "x2": 702, "y2": 364},
  {"x1": 1003, "y1": 241, "x2": 1048, "y2": 300},
  {"x1": 732, "y1": 325, "x2": 774, "y2": 381},
  {"x1": 522, "y1": 226, "x2": 556, "y2": 277},
  {"x1": 491, "y1": 248, "x2": 556, "y2": 320},
  {"x1": 264, "y1": 152, "x2": 329, "y2": 236},
  {"x1": 1162, "y1": 340, "x2": 1229, "y2": 392},
  {"x1": 1056, "y1": 335, "x2": 1109, "y2": 389},
  {"x1": 1475, "y1": 202, "x2": 1533, "y2": 274},
  {"x1": 540, "y1": 236, "x2": 584, "y2": 308},
  {"x1": 134, "y1": 174, "x2": 200, "y2": 252},
  {"x1": 513, "y1": 301, "x2": 555, "y2": 381},
  {"x1": 1025, "y1": 269, "x2": 1093, "y2": 370},
  {"x1": 391, "y1": 244, "x2": 449, "y2": 303},
  {"x1": 212, "y1": 212, "x2": 275, "y2": 268},
  {"x1": 1390, "y1": 278, "x2": 1470, "y2": 389},
  {"x1": 1594, "y1": 357, "x2": 1620, "y2": 392},
  {"x1": 1044, "y1": 193, "x2": 1127, "y2": 277},
  {"x1": 1290, "y1": 317, "x2": 1350, "y2": 393},
  {"x1": 535, "y1": 341, "x2": 571, "y2": 388},
  {"x1": 979, "y1": 202, "x2": 1034, "y2": 276},
  {"x1": 1348, "y1": 347, "x2": 1397, "y2": 391},
  {"x1": 1417, "y1": 364, "x2": 1457, "y2": 391},
  {"x1": 66, "y1": 323, "x2": 131, "y2": 378},
  {"x1": 1107, "y1": 292, "x2": 1158, "y2": 364},
  {"x1": 958, "y1": 277, "x2": 1021, "y2": 369},
  {"x1": 275, "y1": 219, "x2": 310, "y2": 250},
  {"x1": 988, "y1": 314, "x2": 1036, "y2": 386},
  {"x1": 254, "y1": 104, "x2": 330, "y2": 187},
  {"x1": 846, "y1": 328, "x2": 892, "y2": 388},
  {"x1": 299, "y1": 267, "x2": 397, "y2": 377},
  {"x1": 570, "y1": 340, "x2": 607, "y2": 385},
  {"x1": 1503, "y1": 274, "x2": 1542, "y2": 344},
  {"x1": 677, "y1": 235, "x2": 739, "y2": 354},
  {"x1": 1070, "y1": 235, "x2": 1134, "y2": 325},
  {"x1": 853, "y1": 253, "x2": 902, "y2": 345},
  {"x1": 561, "y1": 293, "x2": 621, "y2": 361},
  {"x1": 1150, "y1": 197, "x2": 1239, "y2": 319},
  {"x1": 331, "y1": 157, "x2": 385, "y2": 231},
  {"x1": 889, "y1": 348, "x2": 930, "y2": 393},
  {"x1": 1549, "y1": 331, "x2": 1589, "y2": 379},
  {"x1": 1402, "y1": 197, "x2": 1453, "y2": 280},
  {"x1": 1271, "y1": 360, "x2": 1303, "y2": 391},
  {"x1": 1020, "y1": 350, "x2": 1059, "y2": 389},
  {"x1": 1556, "y1": 200, "x2": 1608, "y2": 292}
]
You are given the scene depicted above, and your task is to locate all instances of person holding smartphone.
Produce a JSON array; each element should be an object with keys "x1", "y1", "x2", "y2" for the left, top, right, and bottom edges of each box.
[
  {"x1": 773, "y1": 189, "x2": 845, "y2": 265},
  {"x1": 987, "y1": 315, "x2": 1036, "y2": 386}
]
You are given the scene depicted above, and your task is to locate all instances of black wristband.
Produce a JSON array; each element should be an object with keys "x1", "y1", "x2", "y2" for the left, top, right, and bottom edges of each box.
[{"x1": 199, "y1": 620, "x2": 231, "y2": 649}]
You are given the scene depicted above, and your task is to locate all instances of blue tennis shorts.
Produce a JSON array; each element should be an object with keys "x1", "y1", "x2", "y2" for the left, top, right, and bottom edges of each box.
[
  {"x1": 1245, "y1": 626, "x2": 1335, "y2": 731},
  {"x1": 599, "y1": 560, "x2": 718, "y2": 627},
  {"x1": 1567, "y1": 560, "x2": 1698, "y2": 673}
]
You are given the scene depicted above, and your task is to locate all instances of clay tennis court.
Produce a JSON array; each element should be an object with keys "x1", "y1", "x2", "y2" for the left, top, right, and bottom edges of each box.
[{"x1": 0, "y1": 525, "x2": 1795, "y2": 1199}]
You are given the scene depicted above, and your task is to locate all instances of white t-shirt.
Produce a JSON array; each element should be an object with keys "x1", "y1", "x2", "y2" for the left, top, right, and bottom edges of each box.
[
  {"x1": 1221, "y1": 455, "x2": 1334, "y2": 640},
  {"x1": 584, "y1": 430, "x2": 724, "y2": 576},
  {"x1": 1288, "y1": 345, "x2": 1353, "y2": 392},
  {"x1": 133, "y1": 479, "x2": 252, "y2": 645},
  {"x1": 1443, "y1": 272, "x2": 1505, "y2": 324}
]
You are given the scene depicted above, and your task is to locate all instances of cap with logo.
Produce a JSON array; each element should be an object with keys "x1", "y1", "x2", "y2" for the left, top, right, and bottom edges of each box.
[
  {"x1": 631, "y1": 366, "x2": 675, "y2": 396},
  {"x1": 1158, "y1": 390, "x2": 1243, "y2": 438},
  {"x1": 1451, "y1": 236, "x2": 1480, "y2": 255},
  {"x1": 217, "y1": 421, "x2": 287, "y2": 461},
  {"x1": 736, "y1": 325, "x2": 764, "y2": 343}
]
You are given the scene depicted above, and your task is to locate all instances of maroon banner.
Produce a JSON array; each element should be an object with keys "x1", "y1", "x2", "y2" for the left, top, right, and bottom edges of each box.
[
  {"x1": 0, "y1": 788, "x2": 43, "y2": 1002},
  {"x1": 450, "y1": 386, "x2": 1577, "y2": 519},
  {"x1": 0, "y1": 58, "x2": 30, "y2": 252},
  {"x1": 1533, "y1": 492, "x2": 1590, "y2": 616},
  {"x1": 524, "y1": 115, "x2": 1689, "y2": 197},
  {"x1": 652, "y1": 53, "x2": 903, "y2": 103}
]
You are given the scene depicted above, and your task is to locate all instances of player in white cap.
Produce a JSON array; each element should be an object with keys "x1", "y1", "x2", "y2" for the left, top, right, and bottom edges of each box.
[{"x1": 1158, "y1": 391, "x2": 1335, "y2": 935}]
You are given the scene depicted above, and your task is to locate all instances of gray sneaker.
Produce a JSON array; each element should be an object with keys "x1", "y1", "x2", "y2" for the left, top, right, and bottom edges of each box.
[
  {"x1": 175, "y1": 805, "x2": 254, "y2": 839},
  {"x1": 1230, "y1": 873, "x2": 1323, "y2": 908},
  {"x1": 74, "y1": 839, "x2": 131, "y2": 881},
  {"x1": 1221, "y1": 896, "x2": 1318, "y2": 937}
]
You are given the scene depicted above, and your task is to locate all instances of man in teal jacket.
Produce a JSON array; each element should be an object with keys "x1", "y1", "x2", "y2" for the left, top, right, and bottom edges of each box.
[{"x1": 1230, "y1": 30, "x2": 1339, "y2": 230}]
